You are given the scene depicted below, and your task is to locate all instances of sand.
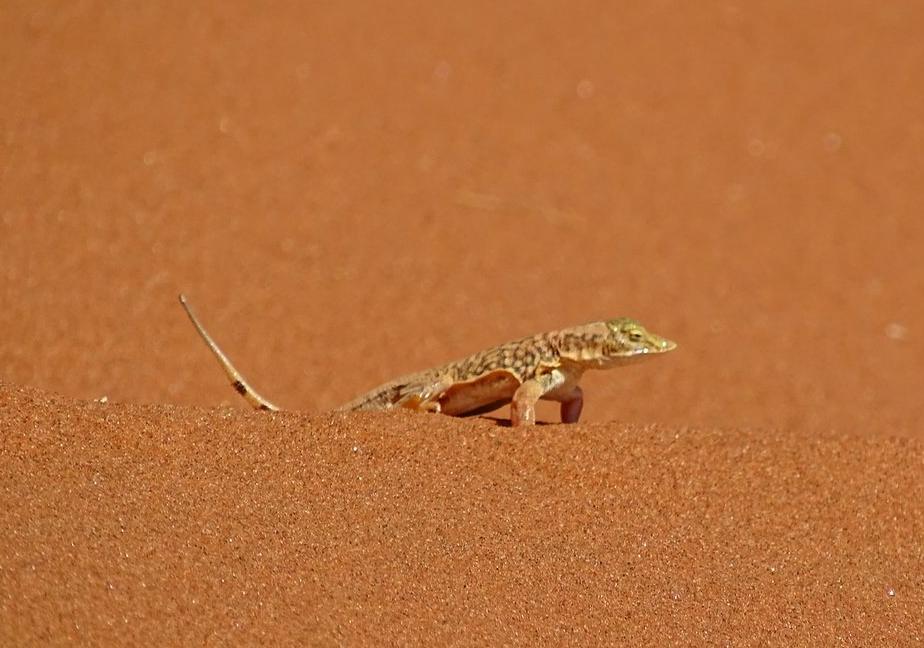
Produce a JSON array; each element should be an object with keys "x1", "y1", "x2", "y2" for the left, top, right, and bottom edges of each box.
[
  {"x1": 3, "y1": 383, "x2": 922, "y2": 644},
  {"x1": 2, "y1": 1, "x2": 923, "y2": 644}
]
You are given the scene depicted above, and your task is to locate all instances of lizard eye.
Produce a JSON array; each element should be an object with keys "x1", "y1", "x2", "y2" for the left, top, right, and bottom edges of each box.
[{"x1": 628, "y1": 329, "x2": 644, "y2": 342}]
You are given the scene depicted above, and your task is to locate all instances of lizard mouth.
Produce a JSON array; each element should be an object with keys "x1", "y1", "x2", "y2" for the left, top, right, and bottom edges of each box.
[
  {"x1": 629, "y1": 338, "x2": 677, "y2": 356},
  {"x1": 657, "y1": 338, "x2": 678, "y2": 352}
]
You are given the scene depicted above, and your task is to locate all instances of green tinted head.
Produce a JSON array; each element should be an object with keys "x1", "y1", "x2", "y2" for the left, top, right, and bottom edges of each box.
[{"x1": 604, "y1": 318, "x2": 677, "y2": 357}]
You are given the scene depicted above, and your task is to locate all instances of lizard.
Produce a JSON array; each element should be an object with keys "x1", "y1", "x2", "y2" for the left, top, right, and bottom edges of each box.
[{"x1": 178, "y1": 294, "x2": 676, "y2": 426}]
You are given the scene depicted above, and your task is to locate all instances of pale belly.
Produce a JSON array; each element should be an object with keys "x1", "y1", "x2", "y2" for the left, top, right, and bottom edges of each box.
[{"x1": 438, "y1": 371, "x2": 521, "y2": 416}]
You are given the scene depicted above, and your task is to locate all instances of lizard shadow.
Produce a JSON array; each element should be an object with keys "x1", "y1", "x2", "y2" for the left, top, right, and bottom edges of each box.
[{"x1": 478, "y1": 416, "x2": 555, "y2": 428}]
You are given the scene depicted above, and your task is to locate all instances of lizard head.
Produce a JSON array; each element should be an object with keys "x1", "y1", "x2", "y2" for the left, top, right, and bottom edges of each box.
[{"x1": 603, "y1": 318, "x2": 677, "y2": 361}]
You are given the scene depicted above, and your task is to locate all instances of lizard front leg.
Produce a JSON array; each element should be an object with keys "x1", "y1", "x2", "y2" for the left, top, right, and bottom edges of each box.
[{"x1": 510, "y1": 370, "x2": 566, "y2": 426}]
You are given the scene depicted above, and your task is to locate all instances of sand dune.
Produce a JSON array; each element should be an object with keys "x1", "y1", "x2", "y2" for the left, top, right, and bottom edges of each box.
[{"x1": 2, "y1": 382, "x2": 921, "y2": 644}]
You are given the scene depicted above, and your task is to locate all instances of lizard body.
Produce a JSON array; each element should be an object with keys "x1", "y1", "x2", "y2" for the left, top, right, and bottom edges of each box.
[{"x1": 179, "y1": 295, "x2": 676, "y2": 426}]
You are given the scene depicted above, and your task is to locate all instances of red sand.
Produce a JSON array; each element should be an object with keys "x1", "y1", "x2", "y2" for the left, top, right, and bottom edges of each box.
[
  {"x1": 2, "y1": 1, "x2": 923, "y2": 644},
  {"x1": 2, "y1": 383, "x2": 922, "y2": 644}
]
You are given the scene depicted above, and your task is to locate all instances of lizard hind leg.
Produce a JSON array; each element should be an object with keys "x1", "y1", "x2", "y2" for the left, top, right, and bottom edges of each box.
[
  {"x1": 178, "y1": 294, "x2": 280, "y2": 411},
  {"x1": 396, "y1": 375, "x2": 455, "y2": 413}
]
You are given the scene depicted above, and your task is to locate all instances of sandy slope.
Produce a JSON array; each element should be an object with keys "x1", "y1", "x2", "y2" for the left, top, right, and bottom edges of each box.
[{"x1": 1, "y1": 382, "x2": 921, "y2": 645}]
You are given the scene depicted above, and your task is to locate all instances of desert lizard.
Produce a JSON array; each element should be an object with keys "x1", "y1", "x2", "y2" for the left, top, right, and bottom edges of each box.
[{"x1": 179, "y1": 294, "x2": 676, "y2": 426}]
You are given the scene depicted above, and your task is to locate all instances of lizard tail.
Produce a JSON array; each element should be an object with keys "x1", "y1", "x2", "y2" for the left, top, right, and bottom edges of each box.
[{"x1": 178, "y1": 294, "x2": 280, "y2": 411}]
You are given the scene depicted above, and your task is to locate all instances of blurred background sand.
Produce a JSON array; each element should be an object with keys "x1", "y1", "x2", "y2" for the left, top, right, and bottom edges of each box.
[{"x1": 2, "y1": 1, "x2": 922, "y2": 435}]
